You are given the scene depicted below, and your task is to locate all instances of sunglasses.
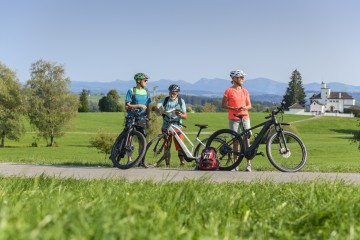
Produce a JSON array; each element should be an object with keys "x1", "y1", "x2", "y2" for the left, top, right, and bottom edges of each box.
[{"x1": 142, "y1": 79, "x2": 148, "y2": 82}]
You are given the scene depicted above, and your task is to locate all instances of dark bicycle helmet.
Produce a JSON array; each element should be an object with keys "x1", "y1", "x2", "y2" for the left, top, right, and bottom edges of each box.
[
  {"x1": 134, "y1": 73, "x2": 149, "y2": 81},
  {"x1": 168, "y1": 84, "x2": 180, "y2": 92}
]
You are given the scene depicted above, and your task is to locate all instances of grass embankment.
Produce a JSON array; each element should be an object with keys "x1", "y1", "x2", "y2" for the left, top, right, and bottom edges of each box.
[{"x1": 0, "y1": 176, "x2": 359, "y2": 239}]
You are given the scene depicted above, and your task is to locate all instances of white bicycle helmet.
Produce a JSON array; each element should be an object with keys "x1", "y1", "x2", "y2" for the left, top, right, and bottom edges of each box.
[{"x1": 230, "y1": 69, "x2": 246, "y2": 78}]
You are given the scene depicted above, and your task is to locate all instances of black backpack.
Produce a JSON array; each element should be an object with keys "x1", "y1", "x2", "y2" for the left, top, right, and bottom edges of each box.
[{"x1": 163, "y1": 96, "x2": 183, "y2": 109}]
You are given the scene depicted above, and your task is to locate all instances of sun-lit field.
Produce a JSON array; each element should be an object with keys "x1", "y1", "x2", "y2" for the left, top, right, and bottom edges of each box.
[
  {"x1": 1, "y1": 112, "x2": 359, "y2": 172},
  {"x1": 1, "y1": 113, "x2": 360, "y2": 239}
]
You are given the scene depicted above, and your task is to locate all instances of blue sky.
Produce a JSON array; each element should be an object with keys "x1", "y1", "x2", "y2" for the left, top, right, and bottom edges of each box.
[{"x1": 1, "y1": 0, "x2": 360, "y2": 85}]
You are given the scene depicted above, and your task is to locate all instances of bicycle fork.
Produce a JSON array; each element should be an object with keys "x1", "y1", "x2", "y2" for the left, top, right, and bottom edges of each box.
[
  {"x1": 275, "y1": 129, "x2": 291, "y2": 158},
  {"x1": 124, "y1": 132, "x2": 135, "y2": 157}
]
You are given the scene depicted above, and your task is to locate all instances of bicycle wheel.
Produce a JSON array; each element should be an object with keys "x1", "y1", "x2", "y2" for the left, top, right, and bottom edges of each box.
[
  {"x1": 266, "y1": 131, "x2": 307, "y2": 172},
  {"x1": 205, "y1": 129, "x2": 245, "y2": 171},
  {"x1": 143, "y1": 133, "x2": 171, "y2": 168},
  {"x1": 111, "y1": 129, "x2": 146, "y2": 169}
]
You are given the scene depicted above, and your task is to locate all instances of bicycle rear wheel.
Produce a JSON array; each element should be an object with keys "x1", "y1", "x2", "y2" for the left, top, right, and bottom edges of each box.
[
  {"x1": 266, "y1": 131, "x2": 307, "y2": 172},
  {"x1": 143, "y1": 133, "x2": 171, "y2": 168},
  {"x1": 111, "y1": 129, "x2": 146, "y2": 169},
  {"x1": 194, "y1": 137, "x2": 225, "y2": 159},
  {"x1": 205, "y1": 129, "x2": 244, "y2": 171}
]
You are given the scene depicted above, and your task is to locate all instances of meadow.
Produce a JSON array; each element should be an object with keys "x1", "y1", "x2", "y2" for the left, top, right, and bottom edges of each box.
[
  {"x1": 1, "y1": 112, "x2": 360, "y2": 239},
  {"x1": 0, "y1": 111, "x2": 359, "y2": 172}
]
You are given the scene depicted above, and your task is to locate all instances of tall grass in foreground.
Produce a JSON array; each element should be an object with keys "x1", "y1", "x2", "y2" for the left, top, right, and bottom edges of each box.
[{"x1": 1, "y1": 176, "x2": 359, "y2": 239}]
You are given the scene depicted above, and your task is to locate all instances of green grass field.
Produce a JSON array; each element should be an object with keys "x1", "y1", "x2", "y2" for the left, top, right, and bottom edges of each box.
[
  {"x1": 0, "y1": 112, "x2": 359, "y2": 172},
  {"x1": 1, "y1": 176, "x2": 359, "y2": 239},
  {"x1": 1, "y1": 112, "x2": 360, "y2": 239}
]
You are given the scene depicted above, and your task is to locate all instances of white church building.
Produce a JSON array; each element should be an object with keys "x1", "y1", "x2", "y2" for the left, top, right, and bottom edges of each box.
[{"x1": 309, "y1": 82, "x2": 355, "y2": 115}]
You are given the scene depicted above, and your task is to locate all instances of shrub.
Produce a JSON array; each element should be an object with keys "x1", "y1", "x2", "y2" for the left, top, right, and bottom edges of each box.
[
  {"x1": 344, "y1": 106, "x2": 360, "y2": 117},
  {"x1": 90, "y1": 130, "x2": 117, "y2": 159}
]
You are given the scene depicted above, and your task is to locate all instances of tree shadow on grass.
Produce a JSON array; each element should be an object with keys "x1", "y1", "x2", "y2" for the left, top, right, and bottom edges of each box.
[
  {"x1": 330, "y1": 128, "x2": 356, "y2": 137},
  {"x1": 0, "y1": 146, "x2": 26, "y2": 149},
  {"x1": 66, "y1": 145, "x2": 92, "y2": 147}
]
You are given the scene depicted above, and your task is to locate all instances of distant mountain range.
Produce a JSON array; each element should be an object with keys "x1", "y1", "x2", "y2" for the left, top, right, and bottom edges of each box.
[{"x1": 70, "y1": 78, "x2": 360, "y2": 104}]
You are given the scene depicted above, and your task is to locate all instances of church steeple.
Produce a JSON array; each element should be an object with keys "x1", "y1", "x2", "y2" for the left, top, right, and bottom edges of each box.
[{"x1": 320, "y1": 82, "x2": 330, "y2": 104}]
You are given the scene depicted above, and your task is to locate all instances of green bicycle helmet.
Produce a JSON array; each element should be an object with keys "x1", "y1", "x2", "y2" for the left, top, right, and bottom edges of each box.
[{"x1": 134, "y1": 73, "x2": 149, "y2": 81}]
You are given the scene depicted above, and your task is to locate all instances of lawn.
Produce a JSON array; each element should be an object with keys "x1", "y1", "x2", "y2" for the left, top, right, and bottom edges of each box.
[
  {"x1": 1, "y1": 113, "x2": 360, "y2": 239},
  {"x1": 0, "y1": 112, "x2": 359, "y2": 172}
]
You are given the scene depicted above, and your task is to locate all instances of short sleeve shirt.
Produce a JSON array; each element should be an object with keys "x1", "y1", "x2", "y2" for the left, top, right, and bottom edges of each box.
[
  {"x1": 125, "y1": 88, "x2": 152, "y2": 119},
  {"x1": 224, "y1": 87, "x2": 250, "y2": 120},
  {"x1": 157, "y1": 97, "x2": 186, "y2": 129}
]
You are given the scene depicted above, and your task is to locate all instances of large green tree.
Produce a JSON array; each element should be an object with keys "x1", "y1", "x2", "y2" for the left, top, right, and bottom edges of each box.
[
  {"x1": 282, "y1": 69, "x2": 306, "y2": 109},
  {"x1": 98, "y1": 89, "x2": 123, "y2": 112},
  {"x1": 78, "y1": 89, "x2": 90, "y2": 112},
  {"x1": 24, "y1": 60, "x2": 78, "y2": 147},
  {"x1": 0, "y1": 63, "x2": 25, "y2": 147}
]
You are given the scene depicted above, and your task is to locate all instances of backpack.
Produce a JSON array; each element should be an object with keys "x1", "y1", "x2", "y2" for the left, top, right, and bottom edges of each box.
[
  {"x1": 197, "y1": 147, "x2": 219, "y2": 171},
  {"x1": 163, "y1": 96, "x2": 183, "y2": 109},
  {"x1": 131, "y1": 87, "x2": 150, "y2": 104}
]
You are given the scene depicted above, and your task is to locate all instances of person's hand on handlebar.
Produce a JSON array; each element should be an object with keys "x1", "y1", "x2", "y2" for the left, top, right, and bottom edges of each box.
[
  {"x1": 126, "y1": 103, "x2": 147, "y2": 111},
  {"x1": 137, "y1": 104, "x2": 147, "y2": 110}
]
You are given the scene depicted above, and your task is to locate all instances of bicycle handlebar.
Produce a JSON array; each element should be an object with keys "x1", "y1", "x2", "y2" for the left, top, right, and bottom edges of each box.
[
  {"x1": 265, "y1": 101, "x2": 286, "y2": 119},
  {"x1": 162, "y1": 114, "x2": 186, "y2": 128},
  {"x1": 127, "y1": 108, "x2": 143, "y2": 117}
]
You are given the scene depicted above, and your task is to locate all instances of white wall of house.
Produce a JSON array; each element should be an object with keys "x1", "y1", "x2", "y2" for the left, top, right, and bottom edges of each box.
[
  {"x1": 344, "y1": 99, "x2": 356, "y2": 106},
  {"x1": 287, "y1": 108, "x2": 305, "y2": 114},
  {"x1": 309, "y1": 102, "x2": 324, "y2": 114},
  {"x1": 326, "y1": 100, "x2": 342, "y2": 112},
  {"x1": 324, "y1": 112, "x2": 354, "y2": 117}
]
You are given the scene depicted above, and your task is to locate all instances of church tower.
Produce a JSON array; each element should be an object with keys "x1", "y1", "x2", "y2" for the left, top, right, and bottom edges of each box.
[{"x1": 320, "y1": 82, "x2": 330, "y2": 104}]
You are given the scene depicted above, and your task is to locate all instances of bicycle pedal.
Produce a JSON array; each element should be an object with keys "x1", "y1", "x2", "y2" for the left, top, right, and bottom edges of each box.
[{"x1": 256, "y1": 152, "x2": 265, "y2": 157}]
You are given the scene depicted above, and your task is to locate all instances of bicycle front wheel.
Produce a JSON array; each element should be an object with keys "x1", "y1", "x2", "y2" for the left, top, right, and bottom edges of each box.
[
  {"x1": 143, "y1": 133, "x2": 170, "y2": 168},
  {"x1": 266, "y1": 131, "x2": 307, "y2": 172},
  {"x1": 111, "y1": 130, "x2": 146, "y2": 169},
  {"x1": 205, "y1": 129, "x2": 244, "y2": 171}
]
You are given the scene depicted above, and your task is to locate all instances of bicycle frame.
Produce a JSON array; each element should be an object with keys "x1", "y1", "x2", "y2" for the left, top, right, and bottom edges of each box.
[
  {"x1": 239, "y1": 113, "x2": 289, "y2": 160},
  {"x1": 165, "y1": 123, "x2": 205, "y2": 161},
  {"x1": 118, "y1": 109, "x2": 146, "y2": 156}
]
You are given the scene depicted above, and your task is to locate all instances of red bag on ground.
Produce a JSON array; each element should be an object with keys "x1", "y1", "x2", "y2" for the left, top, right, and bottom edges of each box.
[{"x1": 197, "y1": 147, "x2": 219, "y2": 171}]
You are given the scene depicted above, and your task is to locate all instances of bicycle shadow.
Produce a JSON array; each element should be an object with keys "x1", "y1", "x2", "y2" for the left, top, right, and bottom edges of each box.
[{"x1": 50, "y1": 162, "x2": 111, "y2": 168}]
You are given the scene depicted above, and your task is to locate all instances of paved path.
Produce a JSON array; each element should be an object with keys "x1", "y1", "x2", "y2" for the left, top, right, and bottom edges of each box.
[
  {"x1": 1, "y1": 163, "x2": 360, "y2": 184},
  {"x1": 288, "y1": 115, "x2": 322, "y2": 124}
]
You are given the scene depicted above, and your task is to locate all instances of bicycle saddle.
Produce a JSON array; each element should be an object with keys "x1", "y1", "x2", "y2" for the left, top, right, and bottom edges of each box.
[
  {"x1": 195, "y1": 124, "x2": 208, "y2": 129},
  {"x1": 233, "y1": 114, "x2": 248, "y2": 119}
]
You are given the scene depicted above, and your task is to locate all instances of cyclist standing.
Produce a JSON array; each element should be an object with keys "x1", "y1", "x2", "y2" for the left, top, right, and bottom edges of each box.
[
  {"x1": 155, "y1": 84, "x2": 187, "y2": 166},
  {"x1": 222, "y1": 69, "x2": 253, "y2": 171},
  {"x1": 125, "y1": 73, "x2": 152, "y2": 135}
]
